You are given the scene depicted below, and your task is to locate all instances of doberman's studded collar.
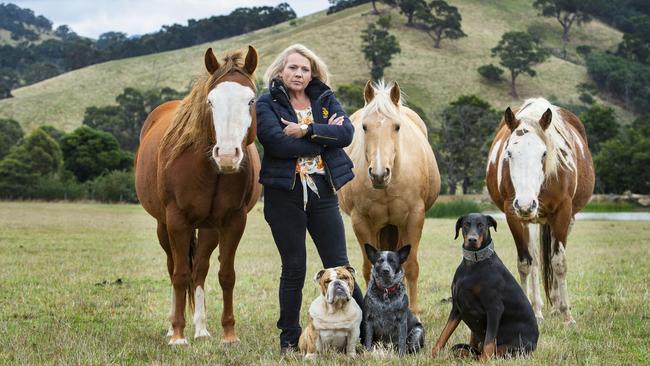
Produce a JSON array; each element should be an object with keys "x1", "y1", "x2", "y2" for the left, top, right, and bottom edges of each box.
[{"x1": 462, "y1": 241, "x2": 495, "y2": 262}]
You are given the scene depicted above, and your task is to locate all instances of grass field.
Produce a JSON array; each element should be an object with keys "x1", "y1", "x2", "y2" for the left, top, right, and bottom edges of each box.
[
  {"x1": 0, "y1": 0, "x2": 632, "y2": 133},
  {"x1": 0, "y1": 201, "x2": 648, "y2": 365}
]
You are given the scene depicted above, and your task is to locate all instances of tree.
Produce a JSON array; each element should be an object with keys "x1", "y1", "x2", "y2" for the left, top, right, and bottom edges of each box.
[
  {"x1": 336, "y1": 82, "x2": 366, "y2": 112},
  {"x1": 437, "y1": 95, "x2": 499, "y2": 194},
  {"x1": 415, "y1": 0, "x2": 466, "y2": 48},
  {"x1": 38, "y1": 125, "x2": 66, "y2": 143},
  {"x1": 0, "y1": 118, "x2": 24, "y2": 159},
  {"x1": 0, "y1": 67, "x2": 19, "y2": 99},
  {"x1": 532, "y1": 0, "x2": 593, "y2": 59},
  {"x1": 0, "y1": 128, "x2": 63, "y2": 197},
  {"x1": 478, "y1": 64, "x2": 504, "y2": 82},
  {"x1": 361, "y1": 15, "x2": 401, "y2": 81},
  {"x1": 491, "y1": 31, "x2": 549, "y2": 99},
  {"x1": 580, "y1": 104, "x2": 619, "y2": 155},
  {"x1": 60, "y1": 126, "x2": 133, "y2": 182},
  {"x1": 396, "y1": 0, "x2": 425, "y2": 26},
  {"x1": 594, "y1": 128, "x2": 650, "y2": 193},
  {"x1": 617, "y1": 15, "x2": 650, "y2": 65}
]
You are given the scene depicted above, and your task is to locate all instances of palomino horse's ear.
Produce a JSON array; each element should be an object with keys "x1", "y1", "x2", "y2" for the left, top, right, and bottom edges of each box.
[
  {"x1": 364, "y1": 243, "x2": 379, "y2": 263},
  {"x1": 455, "y1": 215, "x2": 465, "y2": 239},
  {"x1": 486, "y1": 215, "x2": 497, "y2": 232},
  {"x1": 397, "y1": 244, "x2": 411, "y2": 264},
  {"x1": 363, "y1": 80, "x2": 375, "y2": 104},
  {"x1": 205, "y1": 48, "x2": 220, "y2": 74},
  {"x1": 243, "y1": 45, "x2": 258, "y2": 75},
  {"x1": 504, "y1": 107, "x2": 518, "y2": 131},
  {"x1": 390, "y1": 82, "x2": 401, "y2": 106},
  {"x1": 313, "y1": 269, "x2": 326, "y2": 283},
  {"x1": 539, "y1": 108, "x2": 552, "y2": 131}
]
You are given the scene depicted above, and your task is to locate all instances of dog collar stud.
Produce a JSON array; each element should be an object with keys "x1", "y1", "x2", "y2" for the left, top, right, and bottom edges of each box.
[{"x1": 462, "y1": 241, "x2": 495, "y2": 262}]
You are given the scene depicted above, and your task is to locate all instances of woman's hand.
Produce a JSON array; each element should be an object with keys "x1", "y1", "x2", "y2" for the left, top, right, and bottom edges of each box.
[
  {"x1": 281, "y1": 118, "x2": 306, "y2": 138},
  {"x1": 328, "y1": 113, "x2": 344, "y2": 126}
]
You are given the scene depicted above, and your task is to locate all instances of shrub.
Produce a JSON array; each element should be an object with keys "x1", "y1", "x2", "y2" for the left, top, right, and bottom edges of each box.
[
  {"x1": 477, "y1": 64, "x2": 504, "y2": 82},
  {"x1": 88, "y1": 170, "x2": 137, "y2": 203},
  {"x1": 425, "y1": 200, "x2": 485, "y2": 218}
]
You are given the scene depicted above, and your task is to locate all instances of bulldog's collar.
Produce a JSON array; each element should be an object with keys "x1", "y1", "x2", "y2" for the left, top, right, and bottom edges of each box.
[
  {"x1": 373, "y1": 280, "x2": 401, "y2": 303},
  {"x1": 462, "y1": 240, "x2": 495, "y2": 262}
]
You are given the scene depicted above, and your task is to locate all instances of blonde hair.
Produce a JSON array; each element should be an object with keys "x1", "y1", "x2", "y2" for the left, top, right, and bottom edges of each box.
[{"x1": 263, "y1": 44, "x2": 330, "y2": 87}]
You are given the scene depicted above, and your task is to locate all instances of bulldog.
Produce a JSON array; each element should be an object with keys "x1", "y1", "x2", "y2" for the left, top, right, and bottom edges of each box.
[{"x1": 298, "y1": 265, "x2": 362, "y2": 359}]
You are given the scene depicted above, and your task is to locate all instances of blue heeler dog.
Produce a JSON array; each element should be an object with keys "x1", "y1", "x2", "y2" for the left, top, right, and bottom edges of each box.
[{"x1": 363, "y1": 243, "x2": 424, "y2": 355}]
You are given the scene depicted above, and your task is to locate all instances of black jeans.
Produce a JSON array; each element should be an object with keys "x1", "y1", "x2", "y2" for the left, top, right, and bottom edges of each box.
[{"x1": 264, "y1": 173, "x2": 364, "y2": 349}]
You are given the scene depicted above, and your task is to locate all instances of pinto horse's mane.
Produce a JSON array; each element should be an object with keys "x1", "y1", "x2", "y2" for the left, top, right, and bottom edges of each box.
[
  {"x1": 513, "y1": 98, "x2": 576, "y2": 178},
  {"x1": 160, "y1": 50, "x2": 255, "y2": 162}
]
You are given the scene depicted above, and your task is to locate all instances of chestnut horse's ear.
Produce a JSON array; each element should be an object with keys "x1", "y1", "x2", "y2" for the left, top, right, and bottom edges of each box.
[
  {"x1": 390, "y1": 82, "x2": 401, "y2": 106},
  {"x1": 243, "y1": 45, "x2": 258, "y2": 75},
  {"x1": 504, "y1": 107, "x2": 518, "y2": 131},
  {"x1": 363, "y1": 80, "x2": 374, "y2": 104},
  {"x1": 486, "y1": 215, "x2": 497, "y2": 232},
  {"x1": 205, "y1": 48, "x2": 219, "y2": 74},
  {"x1": 455, "y1": 215, "x2": 465, "y2": 239},
  {"x1": 539, "y1": 108, "x2": 552, "y2": 131}
]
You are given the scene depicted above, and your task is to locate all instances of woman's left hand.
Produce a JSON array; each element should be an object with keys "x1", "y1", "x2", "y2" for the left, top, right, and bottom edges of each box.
[
  {"x1": 328, "y1": 113, "x2": 344, "y2": 126},
  {"x1": 281, "y1": 118, "x2": 306, "y2": 138}
]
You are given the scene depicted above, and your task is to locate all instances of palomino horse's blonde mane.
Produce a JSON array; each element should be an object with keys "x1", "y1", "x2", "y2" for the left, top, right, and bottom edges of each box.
[
  {"x1": 359, "y1": 80, "x2": 403, "y2": 123},
  {"x1": 160, "y1": 50, "x2": 256, "y2": 162},
  {"x1": 513, "y1": 98, "x2": 576, "y2": 178}
]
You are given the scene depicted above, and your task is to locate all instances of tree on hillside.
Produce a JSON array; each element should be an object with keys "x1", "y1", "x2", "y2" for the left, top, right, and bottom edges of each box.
[
  {"x1": 0, "y1": 118, "x2": 24, "y2": 160},
  {"x1": 396, "y1": 0, "x2": 425, "y2": 26},
  {"x1": 617, "y1": 15, "x2": 650, "y2": 65},
  {"x1": 0, "y1": 67, "x2": 19, "y2": 99},
  {"x1": 414, "y1": 0, "x2": 466, "y2": 48},
  {"x1": 437, "y1": 95, "x2": 499, "y2": 194},
  {"x1": 361, "y1": 15, "x2": 401, "y2": 81},
  {"x1": 38, "y1": 125, "x2": 66, "y2": 143},
  {"x1": 491, "y1": 31, "x2": 549, "y2": 99},
  {"x1": 580, "y1": 104, "x2": 619, "y2": 155},
  {"x1": 594, "y1": 127, "x2": 650, "y2": 194},
  {"x1": 60, "y1": 126, "x2": 133, "y2": 182},
  {"x1": 532, "y1": 0, "x2": 593, "y2": 59}
]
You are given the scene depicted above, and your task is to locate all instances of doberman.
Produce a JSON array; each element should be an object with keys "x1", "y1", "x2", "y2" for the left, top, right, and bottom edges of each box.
[{"x1": 431, "y1": 213, "x2": 539, "y2": 362}]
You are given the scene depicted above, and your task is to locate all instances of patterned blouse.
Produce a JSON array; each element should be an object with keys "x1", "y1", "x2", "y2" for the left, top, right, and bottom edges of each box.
[{"x1": 294, "y1": 107, "x2": 325, "y2": 209}]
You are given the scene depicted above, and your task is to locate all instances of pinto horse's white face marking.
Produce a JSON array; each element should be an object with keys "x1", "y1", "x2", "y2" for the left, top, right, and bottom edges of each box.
[
  {"x1": 207, "y1": 81, "x2": 255, "y2": 172},
  {"x1": 505, "y1": 128, "x2": 546, "y2": 218}
]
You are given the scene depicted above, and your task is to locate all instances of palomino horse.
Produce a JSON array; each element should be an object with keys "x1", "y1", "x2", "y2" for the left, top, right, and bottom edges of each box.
[
  {"x1": 339, "y1": 81, "x2": 440, "y2": 315},
  {"x1": 135, "y1": 46, "x2": 261, "y2": 345},
  {"x1": 486, "y1": 98, "x2": 594, "y2": 325}
]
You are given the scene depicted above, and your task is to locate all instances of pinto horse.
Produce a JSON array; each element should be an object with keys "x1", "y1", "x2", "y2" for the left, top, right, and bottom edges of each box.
[
  {"x1": 339, "y1": 81, "x2": 440, "y2": 315},
  {"x1": 486, "y1": 98, "x2": 594, "y2": 325},
  {"x1": 135, "y1": 46, "x2": 261, "y2": 345}
]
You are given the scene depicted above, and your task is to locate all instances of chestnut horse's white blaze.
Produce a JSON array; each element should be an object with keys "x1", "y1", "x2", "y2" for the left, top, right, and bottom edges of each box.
[
  {"x1": 339, "y1": 80, "x2": 440, "y2": 315},
  {"x1": 207, "y1": 81, "x2": 256, "y2": 169},
  {"x1": 486, "y1": 97, "x2": 594, "y2": 325}
]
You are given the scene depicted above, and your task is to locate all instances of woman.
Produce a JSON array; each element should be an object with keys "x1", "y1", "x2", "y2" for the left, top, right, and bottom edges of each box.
[{"x1": 256, "y1": 44, "x2": 363, "y2": 353}]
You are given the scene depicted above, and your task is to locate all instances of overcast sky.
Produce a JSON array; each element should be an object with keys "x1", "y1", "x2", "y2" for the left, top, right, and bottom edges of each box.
[{"x1": 12, "y1": 1, "x2": 330, "y2": 39}]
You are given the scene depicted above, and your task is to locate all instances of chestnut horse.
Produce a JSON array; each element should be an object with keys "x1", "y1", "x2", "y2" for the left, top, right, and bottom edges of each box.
[
  {"x1": 339, "y1": 81, "x2": 440, "y2": 315},
  {"x1": 486, "y1": 98, "x2": 594, "y2": 325},
  {"x1": 135, "y1": 46, "x2": 261, "y2": 345}
]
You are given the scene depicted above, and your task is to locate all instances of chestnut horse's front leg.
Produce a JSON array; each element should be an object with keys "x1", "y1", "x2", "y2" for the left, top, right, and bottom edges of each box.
[
  {"x1": 217, "y1": 210, "x2": 247, "y2": 344},
  {"x1": 548, "y1": 200, "x2": 575, "y2": 326},
  {"x1": 192, "y1": 227, "x2": 219, "y2": 339},
  {"x1": 165, "y1": 210, "x2": 194, "y2": 345}
]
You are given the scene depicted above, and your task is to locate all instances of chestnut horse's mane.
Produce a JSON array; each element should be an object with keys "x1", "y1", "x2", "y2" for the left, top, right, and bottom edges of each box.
[{"x1": 159, "y1": 50, "x2": 256, "y2": 162}]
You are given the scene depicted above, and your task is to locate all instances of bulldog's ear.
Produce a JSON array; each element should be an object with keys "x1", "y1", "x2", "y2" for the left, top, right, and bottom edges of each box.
[
  {"x1": 397, "y1": 245, "x2": 411, "y2": 264},
  {"x1": 455, "y1": 215, "x2": 465, "y2": 240},
  {"x1": 313, "y1": 269, "x2": 326, "y2": 283},
  {"x1": 344, "y1": 265, "x2": 356, "y2": 279},
  {"x1": 364, "y1": 243, "x2": 379, "y2": 263},
  {"x1": 486, "y1": 215, "x2": 497, "y2": 232}
]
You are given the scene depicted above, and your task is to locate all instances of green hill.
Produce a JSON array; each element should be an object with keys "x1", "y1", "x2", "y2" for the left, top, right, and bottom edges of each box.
[{"x1": 0, "y1": 0, "x2": 627, "y2": 132}]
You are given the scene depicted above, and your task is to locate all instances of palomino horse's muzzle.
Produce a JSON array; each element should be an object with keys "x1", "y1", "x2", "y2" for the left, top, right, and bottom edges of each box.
[
  {"x1": 212, "y1": 146, "x2": 243, "y2": 173},
  {"x1": 369, "y1": 167, "x2": 391, "y2": 188}
]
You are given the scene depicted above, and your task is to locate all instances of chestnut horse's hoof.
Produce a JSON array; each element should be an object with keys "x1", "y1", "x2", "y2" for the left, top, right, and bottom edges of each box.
[
  {"x1": 168, "y1": 337, "x2": 189, "y2": 346},
  {"x1": 222, "y1": 337, "x2": 240, "y2": 346}
]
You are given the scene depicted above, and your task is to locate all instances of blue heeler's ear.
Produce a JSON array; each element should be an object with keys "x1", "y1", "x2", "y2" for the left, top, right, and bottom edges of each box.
[
  {"x1": 397, "y1": 245, "x2": 411, "y2": 264},
  {"x1": 364, "y1": 243, "x2": 379, "y2": 263}
]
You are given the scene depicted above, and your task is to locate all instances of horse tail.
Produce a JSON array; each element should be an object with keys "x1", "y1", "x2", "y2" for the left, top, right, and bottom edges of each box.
[
  {"x1": 540, "y1": 223, "x2": 553, "y2": 302},
  {"x1": 379, "y1": 224, "x2": 399, "y2": 251},
  {"x1": 187, "y1": 230, "x2": 197, "y2": 314}
]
